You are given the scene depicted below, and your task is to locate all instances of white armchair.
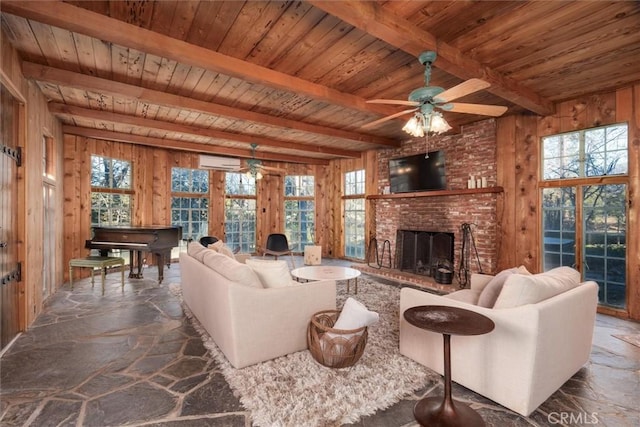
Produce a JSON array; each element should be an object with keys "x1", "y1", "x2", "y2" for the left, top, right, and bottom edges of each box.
[{"x1": 399, "y1": 273, "x2": 599, "y2": 416}]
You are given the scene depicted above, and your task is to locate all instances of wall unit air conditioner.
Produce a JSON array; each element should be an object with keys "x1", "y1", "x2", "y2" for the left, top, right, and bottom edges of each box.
[{"x1": 198, "y1": 155, "x2": 240, "y2": 170}]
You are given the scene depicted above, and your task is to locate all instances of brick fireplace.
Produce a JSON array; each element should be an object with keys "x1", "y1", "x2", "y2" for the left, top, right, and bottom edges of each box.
[
  {"x1": 371, "y1": 120, "x2": 500, "y2": 282},
  {"x1": 395, "y1": 230, "x2": 454, "y2": 276}
]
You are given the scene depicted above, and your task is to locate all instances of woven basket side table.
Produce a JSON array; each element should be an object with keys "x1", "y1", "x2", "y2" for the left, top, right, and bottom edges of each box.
[{"x1": 307, "y1": 309, "x2": 368, "y2": 369}]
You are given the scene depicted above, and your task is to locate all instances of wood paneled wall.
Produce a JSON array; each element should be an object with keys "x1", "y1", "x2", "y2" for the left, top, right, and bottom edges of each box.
[
  {"x1": 62, "y1": 138, "x2": 377, "y2": 275},
  {"x1": 497, "y1": 85, "x2": 640, "y2": 320},
  {"x1": 1, "y1": 31, "x2": 64, "y2": 328}
]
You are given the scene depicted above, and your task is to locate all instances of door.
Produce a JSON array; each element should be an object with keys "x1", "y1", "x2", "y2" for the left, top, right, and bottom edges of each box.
[{"x1": 1, "y1": 84, "x2": 22, "y2": 350}]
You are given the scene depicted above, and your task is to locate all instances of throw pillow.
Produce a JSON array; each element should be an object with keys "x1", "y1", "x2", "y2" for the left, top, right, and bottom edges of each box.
[
  {"x1": 187, "y1": 241, "x2": 208, "y2": 262},
  {"x1": 333, "y1": 297, "x2": 379, "y2": 332},
  {"x1": 209, "y1": 240, "x2": 235, "y2": 259},
  {"x1": 202, "y1": 250, "x2": 262, "y2": 288},
  {"x1": 477, "y1": 265, "x2": 531, "y2": 308},
  {"x1": 245, "y1": 258, "x2": 292, "y2": 288},
  {"x1": 493, "y1": 266, "x2": 581, "y2": 309}
]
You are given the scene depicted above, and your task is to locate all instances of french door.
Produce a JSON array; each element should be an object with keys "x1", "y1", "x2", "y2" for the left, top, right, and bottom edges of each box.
[{"x1": 542, "y1": 183, "x2": 627, "y2": 308}]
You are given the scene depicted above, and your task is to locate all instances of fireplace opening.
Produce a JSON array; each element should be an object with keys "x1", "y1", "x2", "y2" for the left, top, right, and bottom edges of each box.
[{"x1": 395, "y1": 230, "x2": 454, "y2": 278}]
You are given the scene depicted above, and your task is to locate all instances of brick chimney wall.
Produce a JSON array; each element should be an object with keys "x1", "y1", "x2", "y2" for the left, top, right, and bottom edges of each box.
[{"x1": 373, "y1": 119, "x2": 500, "y2": 276}]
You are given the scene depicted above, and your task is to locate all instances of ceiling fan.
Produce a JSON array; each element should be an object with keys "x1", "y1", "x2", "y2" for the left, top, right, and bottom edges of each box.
[
  {"x1": 363, "y1": 51, "x2": 508, "y2": 131},
  {"x1": 237, "y1": 143, "x2": 285, "y2": 180}
]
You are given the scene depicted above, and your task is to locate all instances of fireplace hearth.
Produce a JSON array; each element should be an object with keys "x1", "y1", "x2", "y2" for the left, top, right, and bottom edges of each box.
[{"x1": 395, "y1": 230, "x2": 454, "y2": 278}]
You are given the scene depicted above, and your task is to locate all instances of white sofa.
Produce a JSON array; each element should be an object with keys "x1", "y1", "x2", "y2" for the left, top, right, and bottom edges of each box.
[
  {"x1": 179, "y1": 244, "x2": 336, "y2": 369},
  {"x1": 400, "y1": 268, "x2": 599, "y2": 416}
]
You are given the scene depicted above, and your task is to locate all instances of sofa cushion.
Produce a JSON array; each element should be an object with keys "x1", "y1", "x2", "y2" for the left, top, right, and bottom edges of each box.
[
  {"x1": 187, "y1": 241, "x2": 209, "y2": 262},
  {"x1": 477, "y1": 265, "x2": 530, "y2": 308},
  {"x1": 493, "y1": 266, "x2": 581, "y2": 309},
  {"x1": 202, "y1": 250, "x2": 262, "y2": 288},
  {"x1": 245, "y1": 258, "x2": 292, "y2": 288},
  {"x1": 209, "y1": 240, "x2": 235, "y2": 259}
]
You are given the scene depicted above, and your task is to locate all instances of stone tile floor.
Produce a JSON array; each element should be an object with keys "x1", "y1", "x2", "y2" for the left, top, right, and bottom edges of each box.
[{"x1": 1, "y1": 257, "x2": 639, "y2": 426}]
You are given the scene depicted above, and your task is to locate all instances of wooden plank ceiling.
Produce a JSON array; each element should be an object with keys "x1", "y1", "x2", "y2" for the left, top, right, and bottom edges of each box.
[{"x1": 1, "y1": 1, "x2": 639, "y2": 163}]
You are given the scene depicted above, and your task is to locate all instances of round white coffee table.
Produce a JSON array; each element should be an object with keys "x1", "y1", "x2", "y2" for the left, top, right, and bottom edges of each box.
[{"x1": 291, "y1": 266, "x2": 362, "y2": 294}]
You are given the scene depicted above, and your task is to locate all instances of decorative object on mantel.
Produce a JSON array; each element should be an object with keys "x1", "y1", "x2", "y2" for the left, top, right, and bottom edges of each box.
[{"x1": 169, "y1": 279, "x2": 435, "y2": 426}]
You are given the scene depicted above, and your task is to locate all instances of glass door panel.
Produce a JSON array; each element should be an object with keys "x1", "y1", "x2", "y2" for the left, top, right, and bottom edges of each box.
[
  {"x1": 583, "y1": 184, "x2": 627, "y2": 308},
  {"x1": 542, "y1": 187, "x2": 576, "y2": 270}
]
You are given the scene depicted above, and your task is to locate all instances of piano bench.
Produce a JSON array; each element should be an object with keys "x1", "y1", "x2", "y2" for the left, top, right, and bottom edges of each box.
[{"x1": 69, "y1": 256, "x2": 125, "y2": 295}]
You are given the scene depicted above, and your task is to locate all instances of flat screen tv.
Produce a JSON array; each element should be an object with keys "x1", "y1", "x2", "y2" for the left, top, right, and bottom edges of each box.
[{"x1": 389, "y1": 150, "x2": 446, "y2": 193}]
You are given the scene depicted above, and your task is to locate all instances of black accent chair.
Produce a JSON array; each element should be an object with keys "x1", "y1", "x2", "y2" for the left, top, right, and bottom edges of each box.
[
  {"x1": 199, "y1": 236, "x2": 219, "y2": 247},
  {"x1": 262, "y1": 233, "x2": 296, "y2": 268}
]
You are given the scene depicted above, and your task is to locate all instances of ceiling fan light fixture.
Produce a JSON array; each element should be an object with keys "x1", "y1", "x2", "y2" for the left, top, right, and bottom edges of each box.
[
  {"x1": 402, "y1": 114, "x2": 425, "y2": 137},
  {"x1": 429, "y1": 111, "x2": 452, "y2": 134},
  {"x1": 402, "y1": 111, "x2": 451, "y2": 137}
]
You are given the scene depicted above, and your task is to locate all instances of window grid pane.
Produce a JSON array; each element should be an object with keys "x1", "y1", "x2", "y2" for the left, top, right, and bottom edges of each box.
[
  {"x1": 344, "y1": 198, "x2": 365, "y2": 259},
  {"x1": 90, "y1": 156, "x2": 133, "y2": 260},
  {"x1": 224, "y1": 198, "x2": 256, "y2": 253},
  {"x1": 91, "y1": 155, "x2": 132, "y2": 189},
  {"x1": 345, "y1": 169, "x2": 365, "y2": 195},
  {"x1": 284, "y1": 175, "x2": 315, "y2": 248},
  {"x1": 542, "y1": 123, "x2": 628, "y2": 180},
  {"x1": 225, "y1": 172, "x2": 256, "y2": 196},
  {"x1": 171, "y1": 167, "x2": 209, "y2": 248},
  {"x1": 583, "y1": 184, "x2": 627, "y2": 308},
  {"x1": 542, "y1": 187, "x2": 576, "y2": 271}
]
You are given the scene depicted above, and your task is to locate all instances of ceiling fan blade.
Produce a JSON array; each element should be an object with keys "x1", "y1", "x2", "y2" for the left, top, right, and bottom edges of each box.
[
  {"x1": 259, "y1": 165, "x2": 285, "y2": 173},
  {"x1": 366, "y1": 99, "x2": 420, "y2": 106},
  {"x1": 447, "y1": 102, "x2": 508, "y2": 117},
  {"x1": 436, "y1": 78, "x2": 491, "y2": 102},
  {"x1": 362, "y1": 108, "x2": 418, "y2": 129}
]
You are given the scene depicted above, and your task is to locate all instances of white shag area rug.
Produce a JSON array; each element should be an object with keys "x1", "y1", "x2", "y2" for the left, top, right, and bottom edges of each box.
[{"x1": 170, "y1": 278, "x2": 436, "y2": 427}]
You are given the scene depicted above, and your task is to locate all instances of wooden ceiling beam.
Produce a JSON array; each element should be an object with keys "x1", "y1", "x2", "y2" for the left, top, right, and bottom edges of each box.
[
  {"x1": 49, "y1": 103, "x2": 360, "y2": 158},
  {"x1": 23, "y1": 62, "x2": 398, "y2": 148},
  {"x1": 62, "y1": 126, "x2": 330, "y2": 165},
  {"x1": 1, "y1": 0, "x2": 402, "y2": 118},
  {"x1": 308, "y1": 0, "x2": 555, "y2": 116}
]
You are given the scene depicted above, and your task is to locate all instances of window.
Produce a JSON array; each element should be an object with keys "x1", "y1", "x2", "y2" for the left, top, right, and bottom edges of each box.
[
  {"x1": 541, "y1": 123, "x2": 628, "y2": 308},
  {"x1": 344, "y1": 170, "x2": 366, "y2": 259},
  {"x1": 542, "y1": 124, "x2": 628, "y2": 179},
  {"x1": 225, "y1": 173, "x2": 257, "y2": 253},
  {"x1": 42, "y1": 135, "x2": 54, "y2": 180},
  {"x1": 284, "y1": 175, "x2": 315, "y2": 249},
  {"x1": 90, "y1": 155, "x2": 132, "y2": 262},
  {"x1": 171, "y1": 168, "x2": 209, "y2": 250},
  {"x1": 90, "y1": 155, "x2": 132, "y2": 227}
]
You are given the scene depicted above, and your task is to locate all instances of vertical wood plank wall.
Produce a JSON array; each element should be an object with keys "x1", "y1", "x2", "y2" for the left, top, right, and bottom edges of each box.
[
  {"x1": 496, "y1": 84, "x2": 640, "y2": 319},
  {"x1": 1, "y1": 31, "x2": 64, "y2": 328}
]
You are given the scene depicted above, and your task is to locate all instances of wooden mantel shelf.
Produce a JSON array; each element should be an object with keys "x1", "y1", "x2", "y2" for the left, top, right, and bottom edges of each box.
[{"x1": 367, "y1": 187, "x2": 503, "y2": 200}]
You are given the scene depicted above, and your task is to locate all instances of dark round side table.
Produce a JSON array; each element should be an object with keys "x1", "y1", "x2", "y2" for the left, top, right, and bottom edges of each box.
[{"x1": 404, "y1": 305, "x2": 495, "y2": 427}]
